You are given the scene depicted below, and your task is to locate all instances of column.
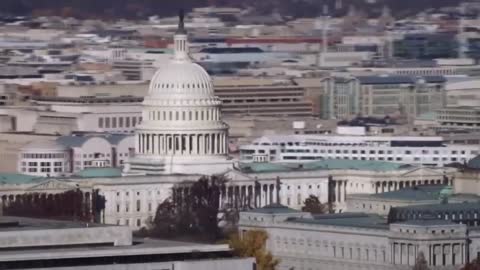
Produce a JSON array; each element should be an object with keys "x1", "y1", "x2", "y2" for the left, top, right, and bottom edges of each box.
[
  {"x1": 138, "y1": 134, "x2": 143, "y2": 154},
  {"x1": 265, "y1": 185, "x2": 269, "y2": 206},
  {"x1": 185, "y1": 134, "x2": 192, "y2": 155},
  {"x1": 337, "y1": 181, "x2": 342, "y2": 203},
  {"x1": 179, "y1": 134, "x2": 183, "y2": 155},
  {"x1": 446, "y1": 244, "x2": 452, "y2": 266},
  {"x1": 135, "y1": 134, "x2": 140, "y2": 153},
  {"x1": 192, "y1": 135, "x2": 197, "y2": 154},
  {"x1": 151, "y1": 134, "x2": 155, "y2": 154}
]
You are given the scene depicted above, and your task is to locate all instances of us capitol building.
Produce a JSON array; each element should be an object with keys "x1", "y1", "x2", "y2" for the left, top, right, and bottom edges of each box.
[{"x1": 0, "y1": 14, "x2": 476, "y2": 269}]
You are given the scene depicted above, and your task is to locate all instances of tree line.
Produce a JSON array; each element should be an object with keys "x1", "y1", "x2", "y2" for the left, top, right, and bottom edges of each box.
[
  {"x1": 2, "y1": 189, "x2": 105, "y2": 223},
  {"x1": 0, "y1": 0, "x2": 462, "y2": 20}
]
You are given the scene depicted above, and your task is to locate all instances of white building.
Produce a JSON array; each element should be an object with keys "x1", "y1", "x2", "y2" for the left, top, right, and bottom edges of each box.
[
  {"x1": 17, "y1": 134, "x2": 134, "y2": 177},
  {"x1": 125, "y1": 17, "x2": 232, "y2": 175},
  {"x1": 18, "y1": 140, "x2": 70, "y2": 177},
  {"x1": 239, "y1": 205, "x2": 476, "y2": 270},
  {"x1": 239, "y1": 131, "x2": 479, "y2": 167}
]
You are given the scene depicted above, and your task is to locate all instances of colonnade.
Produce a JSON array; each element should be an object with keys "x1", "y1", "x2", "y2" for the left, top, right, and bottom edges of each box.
[
  {"x1": 374, "y1": 178, "x2": 451, "y2": 194},
  {"x1": 329, "y1": 180, "x2": 347, "y2": 204},
  {"x1": 136, "y1": 132, "x2": 227, "y2": 155},
  {"x1": 392, "y1": 242, "x2": 465, "y2": 267},
  {"x1": 174, "y1": 182, "x2": 279, "y2": 210}
]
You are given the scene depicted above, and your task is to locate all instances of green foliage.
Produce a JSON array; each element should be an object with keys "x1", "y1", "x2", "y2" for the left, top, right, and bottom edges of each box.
[
  {"x1": 301, "y1": 195, "x2": 330, "y2": 214},
  {"x1": 2, "y1": 189, "x2": 105, "y2": 223},
  {"x1": 412, "y1": 252, "x2": 430, "y2": 270},
  {"x1": 150, "y1": 175, "x2": 226, "y2": 242},
  {"x1": 229, "y1": 230, "x2": 279, "y2": 270}
]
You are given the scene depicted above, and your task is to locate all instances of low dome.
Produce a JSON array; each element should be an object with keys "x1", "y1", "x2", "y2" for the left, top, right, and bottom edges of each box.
[
  {"x1": 147, "y1": 62, "x2": 213, "y2": 97},
  {"x1": 22, "y1": 140, "x2": 67, "y2": 151}
]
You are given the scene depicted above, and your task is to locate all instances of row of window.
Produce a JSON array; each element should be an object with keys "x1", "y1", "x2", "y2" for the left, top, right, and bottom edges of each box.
[
  {"x1": 98, "y1": 116, "x2": 141, "y2": 129},
  {"x1": 116, "y1": 200, "x2": 154, "y2": 213},
  {"x1": 22, "y1": 167, "x2": 63, "y2": 173},
  {"x1": 22, "y1": 153, "x2": 65, "y2": 159},
  {"x1": 148, "y1": 108, "x2": 220, "y2": 122},
  {"x1": 274, "y1": 237, "x2": 387, "y2": 262},
  {"x1": 274, "y1": 148, "x2": 476, "y2": 155},
  {"x1": 280, "y1": 155, "x2": 465, "y2": 162},
  {"x1": 24, "y1": 162, "x2": 64, "y2": 167}
]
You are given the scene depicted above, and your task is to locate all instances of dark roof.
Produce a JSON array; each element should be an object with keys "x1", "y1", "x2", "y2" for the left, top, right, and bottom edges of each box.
[
  {"x1": 467, "y1": 155, "x2": 480, "y2": 170},
  {"x1": 395, "y1": 202, "x2": 480, "y2": 212},
  {"x1": 357, "y1": 75, "x2": 445, "y2": 85},
  {"x1": 199, "y1": 47, "x2": 264, "y2": 54},
  {"x1": 247, "y1": 203, "x2": 301, "y2": 214},
  {"x1": 287, "y1": 213, "x2": 389, "y2": 230},
  {"x1": 368, "y1": 185, "x2": 448, "y2": 201}
]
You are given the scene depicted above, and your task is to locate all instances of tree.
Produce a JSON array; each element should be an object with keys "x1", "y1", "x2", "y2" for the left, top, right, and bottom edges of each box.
[
  {"x1": 229, "y1": 230, "x2": 279, "y2": 270},
  {"x1": 412, "y1": 252, "x2": 430, "y2": 270},
  {"x1": 149, "y1": 175, "x2": 227, "y2": 242},
  {"x1": 462, "y1": 257, "x2": 480, "y2": 270},
  {"x1": 3, "y1": 189, "x2": 105, "y2": 223},
  {"x1": 301, "y1": 195, "x2": 329, "y2": 214}
]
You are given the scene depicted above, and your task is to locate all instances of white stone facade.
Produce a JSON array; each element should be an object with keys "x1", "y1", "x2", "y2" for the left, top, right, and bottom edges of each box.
[
  {"x1": 239, "y1": 207, "x2": 478, "y2": 270},
  {"x1": 126, "y1": 19, "x2": 231, "y2": 175},
  {"x1": 240, "y1": 134, "x2": 479, "y2": 167}
]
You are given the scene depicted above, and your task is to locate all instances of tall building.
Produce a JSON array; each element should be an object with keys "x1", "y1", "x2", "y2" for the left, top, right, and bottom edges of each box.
[
  {"x1": 320, "y1": 75, "x2": 446, "y2": 121},
  {"x1": 125, "y1": 13, "x2": 232, "y2": 175}
]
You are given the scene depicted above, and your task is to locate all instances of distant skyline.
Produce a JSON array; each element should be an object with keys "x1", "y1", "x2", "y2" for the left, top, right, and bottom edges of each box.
[{"x1": 0, "y1": 0, "x2": 463, "y2": 19}]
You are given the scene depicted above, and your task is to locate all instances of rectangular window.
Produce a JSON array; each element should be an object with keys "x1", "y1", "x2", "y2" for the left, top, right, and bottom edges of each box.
[
  {"x1": 98, "y1": 118, "x2": 104, "y2": 128},
  {"x1": 132, "y1": 117, "x2": 137, "y2": 127},
  {"x1": 126, "y1": 203, "x2": 129, "y2": 212},
  {"x1": 28, "y1": 162, "x2": 37, "y2": 166},
  {"x1": 105, "y1": 118, "x2": 110, "y2": 128},
  {"x1": 119, "y1": 117, "x2": 124, "y2": 127},
  {"x1": 126, "y1": 117, "x2": 130, "y2": 127},
  {"x1": 117, "y1": 204, "x2": 120, "y2": 212},
  {"x1": 112, "y1": 117, "x2": 117, "y2": 128},
  {"x1": 136, "y1": 200, "x2": 141, "y2": 212}
]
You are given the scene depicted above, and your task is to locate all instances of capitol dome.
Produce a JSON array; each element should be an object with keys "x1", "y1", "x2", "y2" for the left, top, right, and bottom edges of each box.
[
  {"x1": 148, "y1": 62, "x2": 213, "y2": 97},
  {"x1": 125, "y1": 11, "x2": 232, "y2": 176}
]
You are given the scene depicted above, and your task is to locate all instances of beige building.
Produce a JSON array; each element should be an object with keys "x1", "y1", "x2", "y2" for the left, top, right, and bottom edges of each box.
[
  {"x1": 214, "y1": 77, "x2": 314, "y2": 117},
  {"x1": 436, "y1": 106, "x2": 480, "y2": 131},
  {"x1": 0, "y1": 133, "x2": 58, "y2": 173},
  {"x1": 320, "y1": 75, "x2": 446, "y2": 121}
]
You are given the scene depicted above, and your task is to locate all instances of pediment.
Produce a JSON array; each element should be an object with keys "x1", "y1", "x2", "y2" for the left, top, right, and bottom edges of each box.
[
  {"x1": 27, "y1": 179, "x2": 77, "y2": 192},
  {"x1": 400, "y1": 167, "x2": 445, "y2": 177},
  {"x1": 223, "y1": 168, "x2": 255, "y2": 182}
]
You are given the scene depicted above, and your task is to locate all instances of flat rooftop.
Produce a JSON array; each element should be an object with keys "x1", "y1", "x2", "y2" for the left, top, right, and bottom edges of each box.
[{"x1": 287, "y1": 213, "x2": 389, "y2": 230}]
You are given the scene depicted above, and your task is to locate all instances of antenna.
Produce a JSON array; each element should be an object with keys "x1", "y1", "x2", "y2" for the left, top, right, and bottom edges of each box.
[
  {"x1": 321, "y1": 3, "x2": 329, "y2": 65},
  {"x1": 458, "y1": 3, "x2": 466, "y2": 58}
]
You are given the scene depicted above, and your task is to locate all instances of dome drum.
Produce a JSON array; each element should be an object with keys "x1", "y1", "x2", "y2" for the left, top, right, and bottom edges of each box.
[{"x1": 125, "y1": 12, "x2": 232, "y2": 176}]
